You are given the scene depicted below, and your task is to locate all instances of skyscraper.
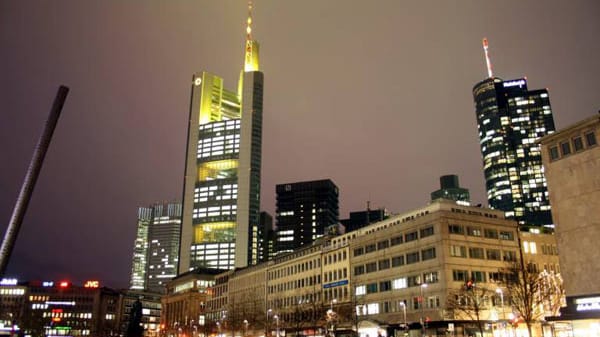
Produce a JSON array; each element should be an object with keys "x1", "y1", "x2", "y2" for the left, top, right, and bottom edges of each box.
[
  {"x1": 275, "y1": 179, "x2": 339, "y2": 255},
  {"x1": 430, "y1": 174, "x2": 470, "y2": 203},
  {"x1": 473, "y1": 39, "x2": 555, "y2": 228},
  {"x1": 179, "y1": 3, "x2": 263, "y2": 273},
  {"x1": 130, "y1": 202, "x2": 181, "y2": 293}
]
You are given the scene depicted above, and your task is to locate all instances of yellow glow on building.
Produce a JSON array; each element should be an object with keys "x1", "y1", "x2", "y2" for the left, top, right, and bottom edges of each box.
[
  {"x1": 244, "y1": 40, "x2": 260, "y2": 72},
  {"x1": 194, "y1": 222, "x2": 235, "y2": 243},
  {"x1": 198, "y1": 160, "x2": 239, "y2": 181},
  {"x1": 196, "y1": 74, "x2": 241, "y2": 125}
]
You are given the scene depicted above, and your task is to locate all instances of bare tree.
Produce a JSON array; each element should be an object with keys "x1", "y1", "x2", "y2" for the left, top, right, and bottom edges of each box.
[
  {"x1": 502, "y1": 263, "x2": 565, "y2": 337},
  {"x1": 445, "y1": 280, "x2": 495, "y2": 337},
  {"x1": 225, "y1": 291, "x2": 266, "y2": 337}
]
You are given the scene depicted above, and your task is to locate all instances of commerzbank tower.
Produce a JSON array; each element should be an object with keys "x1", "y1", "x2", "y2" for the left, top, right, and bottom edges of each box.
[{"x1": 178, "y1": 2, "x2": 264, "y2": 273}]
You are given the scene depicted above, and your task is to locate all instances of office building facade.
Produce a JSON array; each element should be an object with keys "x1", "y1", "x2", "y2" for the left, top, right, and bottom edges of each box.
[
  {"x1": 179, "y1": 5, "x2": 264, "y2": 272},
  {"x1": 540, "y1": 115, "x2": 600, "y2": 334},
  {"x1": 196, "y1": 199, "x2": 561, "y2": 337},
  {"x1": 130, "y1": 202, "x2": 182, "y2": 293},
  {"x1": 275, "y1": 180, "x2": 339, "y2": 255},
  {"x1": 473, "y1": 77, "x2": 555, "y2": 228}
]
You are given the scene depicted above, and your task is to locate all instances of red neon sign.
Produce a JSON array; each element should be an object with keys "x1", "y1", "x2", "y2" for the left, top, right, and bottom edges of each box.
[{"x1": 59, "y1": 281, "x2": 70, "y2": 288}]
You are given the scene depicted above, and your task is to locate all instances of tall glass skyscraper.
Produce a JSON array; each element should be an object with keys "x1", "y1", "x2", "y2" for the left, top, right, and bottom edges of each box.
[
  {"x1": 473, "y1": 77, "x2": 555, "y2": 228},
  {"x1": 179, "y1": 4, "x2": 263, "y2": 272},
  {"x1": 130, "y1": 202, "x2": 182, "y2": 293}
]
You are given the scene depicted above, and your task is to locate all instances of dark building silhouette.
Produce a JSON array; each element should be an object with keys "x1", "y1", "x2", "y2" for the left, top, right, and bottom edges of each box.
[
  {"x1": 340, "y1": 208, "x2": 388, "y2": 232},
  {"x1": 258, "y1": 211, "x2": 274, "y2": 262},
  {"x1": 275, "y1": 179, "x2": 339, "y2": 255},
  {"x1": 430, "y1": 175, "x2": 470, "y2": 202}
]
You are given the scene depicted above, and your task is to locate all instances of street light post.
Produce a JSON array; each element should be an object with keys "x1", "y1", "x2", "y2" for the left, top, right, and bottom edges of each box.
[
  {"x1": 243, "y1": 319, "x2": 248, "y2": 337},
  {"x1": 496, "y1": 288, "x2": 505, "y2": 320},
  {"x1": 399, "y1": 302, "x2": 407, "y2": 330},
  {"x1": 420, "y1": 283, "x2": 428, "y2": 336},
  {"x1": 328, "y1": 298, "x2": 337, "y2": 337},
  {"x1": 273, "y1": 315, "x2": 279, "y2": 337},
  {"x1": 496, "y1": 288, "x2": 506, "y2": 336},
  {"x1": 266, "y1": 309, "x2": 272, "y2": 337}
]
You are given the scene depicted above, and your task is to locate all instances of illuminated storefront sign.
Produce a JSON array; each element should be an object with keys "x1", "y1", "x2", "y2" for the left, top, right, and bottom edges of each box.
[
  {"x1": 0, "y1": 278, "x2": 17, "y2": 285},
  {"x1": 46, "y1": 301, "x2": 76, "y2": 306},
  {"x1": 575, "y1": 297, "x2": 600, "y2": 311}
]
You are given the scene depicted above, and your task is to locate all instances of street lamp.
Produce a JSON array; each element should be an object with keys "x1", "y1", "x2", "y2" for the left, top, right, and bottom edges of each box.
[
  {"x1": 496, "y1": 288, "x2": 505, "y2": 320},
  {"x1": 273, "y1": 315, "x2": 279, "y2": 337},
  {"x1": 496, "y1": 288, "x2": 506, "y2": 337},
  {"x1": 243, "y1": 319, "x2": 248, "y2": 337},
  {"x1": 216, "y1": 322, "x2": 221, "y2": 337},
  {"x1": 328, "y1": 298, "x2": 337, "y2": 336},
  {"x1": 420, "y1": 283, "x2": 428, "y2": 336},
  {"x1": 398, "y1": 302, "x2": 407, "y2": 330},
  {"x1": 266, "y1": 309, "x2": 272, "y2": 337}
]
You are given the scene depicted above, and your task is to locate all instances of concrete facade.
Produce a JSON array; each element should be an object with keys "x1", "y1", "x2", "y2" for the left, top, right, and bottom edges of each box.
[
  {"x1": 163, "y1": 199, "x2": 563, "y2": 337},
  {"x1": 540, "y1": 115, "x2": 600, "y2": 297}
]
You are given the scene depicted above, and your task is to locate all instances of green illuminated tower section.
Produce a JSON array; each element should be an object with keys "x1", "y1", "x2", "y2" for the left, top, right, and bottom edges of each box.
[{"x1": 179, "y1": 3, "x2": 263, "y2": 272}]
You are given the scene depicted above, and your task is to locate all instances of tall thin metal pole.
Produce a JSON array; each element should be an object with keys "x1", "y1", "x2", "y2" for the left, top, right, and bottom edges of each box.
[{"x1": 0, "y1": 85, "x2": 69, "y2": 277}]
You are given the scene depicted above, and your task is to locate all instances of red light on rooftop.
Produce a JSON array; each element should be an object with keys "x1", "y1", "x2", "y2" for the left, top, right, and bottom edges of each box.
[{"x1": 59, "y1": 281, "x2": 70, "y2": 288}]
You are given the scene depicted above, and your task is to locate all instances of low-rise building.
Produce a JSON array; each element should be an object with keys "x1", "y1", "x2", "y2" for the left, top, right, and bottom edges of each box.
[
  {"x1": 161, "y1": 268, "x2": 223, "y2": 337},
  {"x1": 168, "y1": 199, "x2": 563, "y2": 337}
]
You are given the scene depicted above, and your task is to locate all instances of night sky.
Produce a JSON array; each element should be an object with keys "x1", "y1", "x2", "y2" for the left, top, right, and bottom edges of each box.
[{"x1": 1, "y1": 1, "x2": 599, "y2": 288}]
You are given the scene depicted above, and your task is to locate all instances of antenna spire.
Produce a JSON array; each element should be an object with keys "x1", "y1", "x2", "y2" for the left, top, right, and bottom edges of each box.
[
  {"x1": 482, "y1": 38, "x2": 494, "y2": 78},
  {"x1": 246, "y1": 1, "x2": 253, "y2": 41},
  {"x1": 243, "y1": 1, "x2": 259, "y2": 72}
]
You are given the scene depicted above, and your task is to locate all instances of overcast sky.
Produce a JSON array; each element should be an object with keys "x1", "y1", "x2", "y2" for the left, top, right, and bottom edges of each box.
[{"x1": 1, "y1": 1, "x2": 598, "y2": 288}]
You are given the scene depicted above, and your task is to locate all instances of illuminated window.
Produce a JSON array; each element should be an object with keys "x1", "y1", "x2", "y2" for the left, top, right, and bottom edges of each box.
[
  {"x1": 355, "y1": 285, "x2": 366, "y2": 296},
  {"x1": 467, "y1": 226, "x2": 482, "y2": 237},
  {"x1": 392, "y1": 278, "x2": 407, "y2": 289},
  {"x1": 366, "y1": 303, "x2": 379, "y2": 314},
  {"x1": 450, "y1": 245, "x2": 466, "y2": 257}
]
